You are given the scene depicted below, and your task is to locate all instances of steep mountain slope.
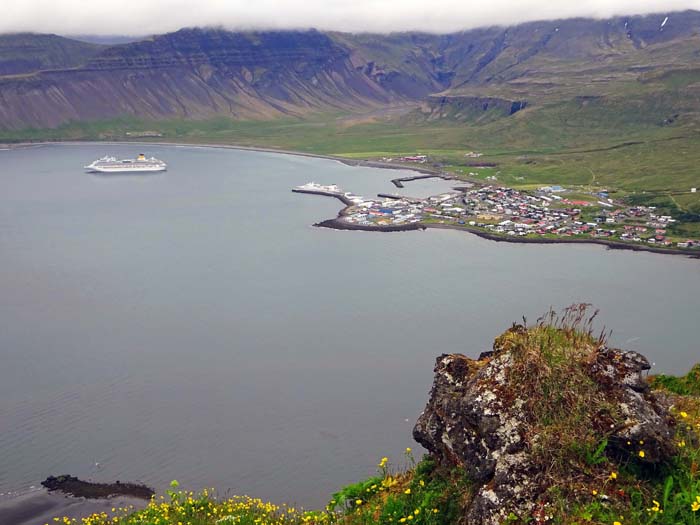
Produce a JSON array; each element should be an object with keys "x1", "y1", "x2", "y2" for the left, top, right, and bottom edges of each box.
[
  {"x1": 0, "y1": 28, "x2": 438, "y2": 129},
  {"x1": 0, "y1": 33, "x2": 103, "y2": 76},
  {"x1": 0, "y1": 11, "x2": 699, "y2": 130}
]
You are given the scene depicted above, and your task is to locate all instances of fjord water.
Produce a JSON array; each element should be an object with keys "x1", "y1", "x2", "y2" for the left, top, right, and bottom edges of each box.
[{"x1": 1, "y1": 144, "x2": 699, "y2": 507}]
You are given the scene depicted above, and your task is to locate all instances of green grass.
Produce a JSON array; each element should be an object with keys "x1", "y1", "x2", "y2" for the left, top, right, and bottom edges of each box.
[{"x1": 650, "y1": 365, "x2": 700, "y2": 396}]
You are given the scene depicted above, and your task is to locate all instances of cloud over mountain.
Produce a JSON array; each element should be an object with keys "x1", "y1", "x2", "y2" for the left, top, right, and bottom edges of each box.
[{"x1": 2, "y1": 0, "x2": 698, "y2": 36}]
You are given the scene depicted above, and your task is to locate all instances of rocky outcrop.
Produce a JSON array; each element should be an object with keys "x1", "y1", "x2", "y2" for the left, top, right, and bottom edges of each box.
[
  {"x1": 41, "y1": 475, "x2": 154, "y2": 500},
  {"x1": 420, "y1": 95, "x2": 527, "y2": 122},
  {"x1": 413, "y1": 328, "x2": 676, "y2": 525}
]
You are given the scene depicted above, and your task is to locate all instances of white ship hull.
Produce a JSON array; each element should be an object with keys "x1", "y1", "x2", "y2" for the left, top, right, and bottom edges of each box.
[
  {"x1": 86, "y1": 164, "x2": 167, "y2": 173},
  {"x1": 84, "y1": 155, "x2": 167, "y2": 173}
]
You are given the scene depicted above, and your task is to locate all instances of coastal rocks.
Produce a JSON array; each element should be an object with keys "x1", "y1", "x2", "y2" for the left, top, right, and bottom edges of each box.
[
  {"x1": 413, "y1": 329, "x2": 676, "y2": 525},
  {"x1": 315, "y1": 218, "x2": 426, "y2": 232},
  {"x1": 41, "y1": 475, "x2": 154, "y2": 500}
]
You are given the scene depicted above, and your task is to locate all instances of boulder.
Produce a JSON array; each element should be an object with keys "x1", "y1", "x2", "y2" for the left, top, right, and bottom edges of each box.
[{"x1": 413, "y1": 327, "x2": 676, "y2": 525}]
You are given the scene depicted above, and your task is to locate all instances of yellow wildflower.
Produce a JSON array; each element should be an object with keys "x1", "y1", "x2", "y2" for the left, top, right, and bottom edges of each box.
[
  {"x1": 355, "y1": 499, "x2": 362, "y2": 505},
  {"x1": 609, "y1": 472, "x2": 617, "y2": 480},
  {"x1": 692, "y1": 496, "x2": 700, "y2": 512},
  {"x1": 680, "y1": 411, "x2": 688, "y2": 418},
  {"x1": 647, "y1": 500, "x2": 662, "y2": 513},
  {"x1": 404, "y1": 488, "x2": 411, "y2": 495},
  {"x1": 639, "y1": 450, "x2": 645, "y2": 458}
]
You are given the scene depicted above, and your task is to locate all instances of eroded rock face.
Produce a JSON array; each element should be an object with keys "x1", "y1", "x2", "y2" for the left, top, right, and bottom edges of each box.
[{"x1": 413, "y1": 341, "x2": 675, "y2": 525}]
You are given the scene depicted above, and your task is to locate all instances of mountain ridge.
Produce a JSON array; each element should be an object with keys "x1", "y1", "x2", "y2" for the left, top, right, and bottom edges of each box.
[{"x1": 0, "y1": 10, "x2": 699, "y2": 129}]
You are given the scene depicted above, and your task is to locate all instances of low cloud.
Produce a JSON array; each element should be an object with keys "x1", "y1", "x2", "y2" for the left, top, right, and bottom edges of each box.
[{"x1": 2, "y1": 0, "x2": 698, "y2": 36}]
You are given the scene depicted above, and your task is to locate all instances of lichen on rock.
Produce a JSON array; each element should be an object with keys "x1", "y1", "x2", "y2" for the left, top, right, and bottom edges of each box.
[{"x1": 413, "y1": 308, "x2": 676, "y2": 525}]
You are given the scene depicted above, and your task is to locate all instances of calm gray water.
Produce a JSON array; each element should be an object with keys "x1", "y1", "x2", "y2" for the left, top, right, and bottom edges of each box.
[{"x1": 0, "y1": 144, "x2": 699, "y2": 508}]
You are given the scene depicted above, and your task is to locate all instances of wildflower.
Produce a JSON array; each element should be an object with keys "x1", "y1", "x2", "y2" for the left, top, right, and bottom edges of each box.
[
  {"x1": 638, "y1": 450, "x2": 645, "y2": 458},
  {"x1": 647, "y1": 500, "x2": 662, "y2": 513},
  {"x1": 692, "y1": 496, "x2": 700, "y2": 512},
  {"x1": 678, "y1": 439, "x2": 686, "y2": 448},
  {"x1": 680, "y1": 411, "x2": 688, "y2": 418},
  {"x1": 383, "y1": 476, "x2": 398, "y2": 488},
  {"x1": 405, "y1": 447, "x2": 412, "y2": 454},
  {"x1": 414, "y1": 509, "x2": 420, "y2": 515},
  {"x1": 355, "y1": 499, "x2": 362, "y2": 506},
  {"x1": 419, "y1": 480, "x2": 425, "y2": 487},
  {"x1": 592, "y1": 490, "x2": 598, "y2": 496},
  {"x1": 404, "y1": 488, "x2": 411, "y2": 495},
  {"x1": 433, "y1": 509, "x2": 439, "y2": 513},
  {"x1": 608, "y1": 472, "x2": 617, "y2": 480},
  {"x1": 378, "y1": 457, "x2": 388, "y2": 468},
  {"x1": 614, "y1": 522, "x2": 622, "y2": 525}
]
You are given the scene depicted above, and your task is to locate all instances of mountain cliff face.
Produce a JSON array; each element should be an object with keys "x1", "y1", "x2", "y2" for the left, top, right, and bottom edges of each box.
[
  {"x1": 0, "y1": 10, "x2": 699, "y2": 130},
  {"x1": 0, "y1": 28, "x2": 442, "y2": 128}
]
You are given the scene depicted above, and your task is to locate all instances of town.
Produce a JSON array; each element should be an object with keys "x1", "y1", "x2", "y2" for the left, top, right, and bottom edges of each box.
[{"x1": 293, "y1": 181, "x2": 700, "y2": 252}]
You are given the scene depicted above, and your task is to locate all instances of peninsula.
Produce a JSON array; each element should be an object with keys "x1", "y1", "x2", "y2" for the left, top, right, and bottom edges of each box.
[{"x1": 293, "y1": 178, "x2": 700, "y2": 256}]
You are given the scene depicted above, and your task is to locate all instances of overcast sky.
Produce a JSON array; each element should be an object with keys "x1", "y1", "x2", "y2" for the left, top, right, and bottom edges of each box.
[{"x1": 2, "y1": 0, "x2": 699, "y2": 36}]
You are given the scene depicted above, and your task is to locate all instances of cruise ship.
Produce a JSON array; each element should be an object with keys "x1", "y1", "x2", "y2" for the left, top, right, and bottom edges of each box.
[{"x1": 84, "y1": 154, "x2": 167, "y2": 173}]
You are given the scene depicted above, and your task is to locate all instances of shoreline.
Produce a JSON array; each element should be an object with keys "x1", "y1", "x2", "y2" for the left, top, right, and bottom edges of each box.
[
  {"x1": 425, "y1": 223, "x2": 700, "y2": 258},
  {"x1": 6, "y1": 139, "x2": 698, "y2": 258},
  {"x1": 295, "y1": 191, "x2": 700, "y2": 258},
  {"x1": 2, "y1": 139, "x2": 444, "y2": 176}
]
